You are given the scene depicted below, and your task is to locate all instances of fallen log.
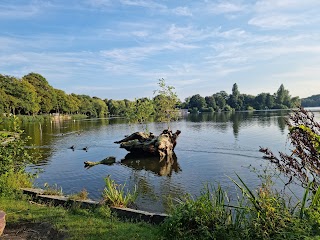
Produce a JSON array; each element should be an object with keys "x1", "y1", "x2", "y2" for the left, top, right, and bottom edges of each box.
[
  {"x1": 114, "y1": 129, "x2": 181, "y2": 159},
  {"x1": 84, "y1": 156, "x2": 116, "y2": 169}
]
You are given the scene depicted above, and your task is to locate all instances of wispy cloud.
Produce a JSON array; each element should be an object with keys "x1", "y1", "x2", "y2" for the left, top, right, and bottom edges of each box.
[
  {"x1": 172, "y1": 6, "x2": 192, "y2": 17},
  {"x1": 0, "y1": 1, "x2": 48, "y2": 18},
  {"x1": 100, "y1": 42, "x2": 199, "y2": 62},
  {"x1": 249, "y1": 0, "x2": 320, "y2": 29},
  {"x1": 207, "y1": 2, "x2": 248, "y2": 14},
  {"x1": 249, "y1": 14, "x2": 305, "y2": 29}
]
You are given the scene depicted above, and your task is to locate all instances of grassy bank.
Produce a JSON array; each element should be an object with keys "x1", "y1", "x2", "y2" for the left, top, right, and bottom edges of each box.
[{"x1": 0, "y1": 196, "x2": 162, "y2": 240}]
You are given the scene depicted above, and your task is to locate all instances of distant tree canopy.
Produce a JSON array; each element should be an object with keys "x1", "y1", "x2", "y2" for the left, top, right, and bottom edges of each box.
[
  {"x1": 182, "y1": 83, "x2": 301, "y2": 112},
  {"x1": 0, "y1": 73, "x2": 303, "y2": 118},
  {"x1": 301, "y1": 95, "x2": 320, "y2": 107}
]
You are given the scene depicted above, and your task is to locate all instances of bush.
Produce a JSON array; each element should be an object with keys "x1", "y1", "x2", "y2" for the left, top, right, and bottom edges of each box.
[{"x1": 0, "y1": 116, "x2": 37, "y2": 196}]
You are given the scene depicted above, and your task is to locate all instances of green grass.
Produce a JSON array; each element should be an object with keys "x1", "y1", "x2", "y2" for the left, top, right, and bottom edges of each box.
[{"x1": 0, "y1": 196, "x2": 163, "y2": 240}]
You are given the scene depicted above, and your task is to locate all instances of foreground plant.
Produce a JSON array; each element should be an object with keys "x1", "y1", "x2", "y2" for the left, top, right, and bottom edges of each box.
[
  {"x1": 0, "y1": 116, "x2": 37, "y2": 196},
  {"x1": 43, "y1": 183, "x2": 63, "y2": 196},
  {"x1": 260, "y1": 107, "x2": 320, "y2": 192},
  {"x1": 102, "y1": 176, "x2": 138, "y2": 208},
  {"x1": 68, "y1": 189, "x2": 89, "y2": 201},
  {"x1": 162, "y1": 184, "x2": 246, "y2": 240},
  {"x1": 162, "y1": 173, "x2": 320, "y2": 240}
]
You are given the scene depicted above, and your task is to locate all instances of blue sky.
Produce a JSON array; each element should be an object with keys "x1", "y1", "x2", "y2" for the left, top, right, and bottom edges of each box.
[{"x1": 1, "y1": 0, "x2": 320, "y2": 100}]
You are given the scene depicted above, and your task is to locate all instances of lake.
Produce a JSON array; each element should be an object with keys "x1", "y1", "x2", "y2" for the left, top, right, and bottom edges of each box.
[{"x1": 10, "y1": 108, "x2": 320, "y2": 213}]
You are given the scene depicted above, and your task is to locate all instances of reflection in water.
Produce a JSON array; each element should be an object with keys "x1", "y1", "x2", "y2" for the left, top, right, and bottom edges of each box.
[
  {"x1": 121, "y1": 153, "x2": 181, "y2": 176},
  {"x1": 187, "y1": 110, "x2": 290, "y2": 138}
]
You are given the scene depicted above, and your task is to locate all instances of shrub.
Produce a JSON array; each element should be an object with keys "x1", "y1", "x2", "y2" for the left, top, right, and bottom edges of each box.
[{"x1": 0, "y1": 116, "x2": 37, "y2": 196}]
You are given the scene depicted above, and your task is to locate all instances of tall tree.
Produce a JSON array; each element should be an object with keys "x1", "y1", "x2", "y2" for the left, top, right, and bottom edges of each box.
[
  {"x1": 23, "y1": 73, "x2": 57, "y2": 113},
  {"x1": 275, "y1": 84, "x2": 289, "y2": 105}
]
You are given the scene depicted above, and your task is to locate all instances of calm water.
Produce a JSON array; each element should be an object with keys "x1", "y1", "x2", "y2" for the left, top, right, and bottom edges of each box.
[{"x1": 9, "y1": 109, "x2": 320, "y2": 212}]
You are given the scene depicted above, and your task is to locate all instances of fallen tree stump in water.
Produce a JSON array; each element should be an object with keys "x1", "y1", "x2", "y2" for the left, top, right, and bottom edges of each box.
[{"x1": 114, "y1": 129, "x2": 181, "y2": 159}]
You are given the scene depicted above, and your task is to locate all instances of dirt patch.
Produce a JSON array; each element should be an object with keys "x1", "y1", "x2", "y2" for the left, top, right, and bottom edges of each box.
[{"x1": 1, "y1": 222, "x2": 67, "y2": 240}]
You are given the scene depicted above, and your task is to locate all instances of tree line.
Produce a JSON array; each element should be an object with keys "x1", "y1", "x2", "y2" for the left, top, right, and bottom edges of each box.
[
  {"x1": 0, "y1": 74, "x2": 179, "y2": 121},
  {"x1": 301, "y1": 94, "x2": 320, "y2": 107},
  {"x1": 1, "y1": 73, "x2": 302, "y2": 118},
  {"x1": 181, "y1": 83, "x2": 301, "y2": 112}
]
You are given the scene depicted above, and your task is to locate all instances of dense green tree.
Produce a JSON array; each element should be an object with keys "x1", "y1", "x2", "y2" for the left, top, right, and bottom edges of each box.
[
  {"x1": 69, "y1": 94, "x2": 81, "y2": 114},
  {"x1": 23, "y1": 73, "x2": 57, "y2": 113},
  {"x1": 125, "y1": 98, "x2": 154, "y2": 127},
  {"x1": 241, "y1": 94, "x2": 255, "y2": 110},
  {"x1": 19, "y1": 80, "x2": 40, "y2": 115},
  {"x1": 205, "y1": 96, "x2": 217, "y2": 110},
  {"x1": 266, "y1": 93, "x2": 275, "y2": 109},
  {"x1": 275, "y1": 84, "x2": 289, "y2": 106},
  {"x1": 75, "y1": 94, "x2": 97, "y2": 117},
  {"x1": 54, "y1": 89, "x2": 70, "y2": 114},
  {"x1": 0, "y1": 75, "x2": 21, "y2": 114},
  {"x1": 214, "y1": 92, "x2": 227, "y2": 110},
  {"x1": 228, "y1": 83, "x2": 243, "y2": 110},
  {"x1": 92, "y1": 97, "x2": 108, "y2": 118},
  {"x1": 107, "y1": 99, "x2": 126, "y2": 116},
  {"x1": 189, "y1": 94, "x2": 206, "y2": 110},
  {"x1": 254, "y1": 93, "x2": 268, "y2": 109}
]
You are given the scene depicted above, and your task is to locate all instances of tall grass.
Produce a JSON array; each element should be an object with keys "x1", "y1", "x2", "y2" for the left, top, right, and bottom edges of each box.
[
  {"x1": 102, "y1": 176, "x2": 138, "y2": 208},
  {"x1": 162, "y1": 174, "x2": 320, "y2": 240}
]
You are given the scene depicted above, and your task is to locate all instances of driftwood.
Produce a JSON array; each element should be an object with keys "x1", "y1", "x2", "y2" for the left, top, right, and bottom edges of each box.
[
  {"x1": 84, "y1": 156, "x2": 116, "y2": 169},
  {"x1": 114, "y1": 129, "x2": 181, "y2": 159}
]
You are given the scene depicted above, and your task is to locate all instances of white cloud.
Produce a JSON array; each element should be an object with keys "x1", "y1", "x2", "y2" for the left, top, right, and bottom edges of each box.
[
  {"x1": 0, "y1": 2, "x2": 45, "y2": 18},
  {"x1": 100, "y1": 42, "x2": 198, "y2": 62},
  {"x1": 120, "y1": 0, "x2": 166, "y2": 10},
  {"x1": 249, "y1": 0, "x2": 320, "y2": 29},
  {"x1": 254, "y1": 0, "x2": 320, "y2": 12},
  {"x1": 172, "y1": 6, "x2": 192, "y2": 17},
  {"x1": 207, "y1": 2, "x2": 247, "y2": 14},
  {"x1": 248, "y1": 13, "x2": 308, "y2": 29}
]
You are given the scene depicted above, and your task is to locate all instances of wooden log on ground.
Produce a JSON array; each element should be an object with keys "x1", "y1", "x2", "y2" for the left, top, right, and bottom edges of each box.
[{"x1": 114, "y1": 129, "x2": 181, "y2": 159}]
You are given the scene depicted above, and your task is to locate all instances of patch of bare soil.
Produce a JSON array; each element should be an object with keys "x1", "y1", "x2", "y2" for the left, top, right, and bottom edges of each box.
[{"x1": 1, "y1": 222, "x2": 67, "y2": 240}]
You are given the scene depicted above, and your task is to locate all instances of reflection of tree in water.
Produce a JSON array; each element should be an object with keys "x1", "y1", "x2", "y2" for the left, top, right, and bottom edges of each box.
[
  {"x1": 121, "y1": 153, "x2": 181, "y2": 177},
  {"x1": 277, "y1": 113, "x2": 287, "y2": 133}
]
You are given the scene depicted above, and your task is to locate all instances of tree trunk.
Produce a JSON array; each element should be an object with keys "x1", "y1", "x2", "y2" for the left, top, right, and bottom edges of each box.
[{"x1": 114, "y1": 129, "x2": 181, "y2": 159}]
